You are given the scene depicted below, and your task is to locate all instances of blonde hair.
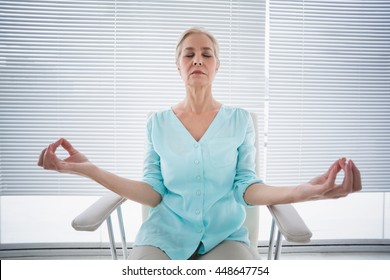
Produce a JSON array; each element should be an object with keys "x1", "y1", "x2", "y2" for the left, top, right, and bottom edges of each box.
[{"x1": 175, "y1": 27, "x2": 220, "y2": 64}]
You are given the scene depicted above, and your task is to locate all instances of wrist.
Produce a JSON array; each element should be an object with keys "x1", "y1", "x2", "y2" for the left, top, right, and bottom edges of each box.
[
  {"x1": 293, "y1": 183, "x2": 311, "y2": 203},
  {"x1": 75, "y1": 162, "x2": 99, "y2": 179}
]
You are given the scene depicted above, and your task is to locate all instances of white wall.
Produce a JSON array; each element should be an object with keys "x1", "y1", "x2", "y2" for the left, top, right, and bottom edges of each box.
[
  {"x1": 0, "y1": 192, "x2": 388, "y2": 245},
  {"x1": 259, "y1": 192, "x2": 389, "y2": 240},
  {"x1": 0, "y1": 196, "x2": 142, "y2": 244}
]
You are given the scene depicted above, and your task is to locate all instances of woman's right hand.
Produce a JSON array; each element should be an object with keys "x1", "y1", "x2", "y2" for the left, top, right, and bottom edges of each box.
[
  {"x1": 38, "y1": 138, "x2": 162, "y2": 207},
  {"x1": 37, "y1": 138, "x2": 93, "y2": 176}
]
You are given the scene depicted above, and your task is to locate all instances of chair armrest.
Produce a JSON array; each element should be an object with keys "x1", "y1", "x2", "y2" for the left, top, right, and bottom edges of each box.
[
  {"x1": 72, "y1": 192, "x2": 127, "y2": 231},
  {"x1": 267, "y1": 204, "x2": 312, "y2": 243}
]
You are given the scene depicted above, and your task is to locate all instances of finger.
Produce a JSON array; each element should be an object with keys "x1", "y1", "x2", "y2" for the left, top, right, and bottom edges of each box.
[
  {"x1": 47, "y1": 138, "x2": 63, "y2": 154},
  {"x1": 326, "y1": 157, "x2": 345, "y2": 182},
  {"x1": 341, "y1": 159, "x2": 353, "y2": 194},
  {"x1": 42, "y1": 144, "x2": 54, "y2": 169},
  {"x1": 324, "y1": 158, "x2": 342, "y2": 177},
  {"x1": 43, "y1": 143, "x2": 61, "y2": 170},
  {"x1": 60, "y1": 138, "x2": 78, "y2": 155},
  {"x1": 37, "y1": 148, "x2": 47, "y2": 167},
  {"x1": 326, "y1": 163, "x2": 340, "y2": 188},
  {"x1": 350, "y1": 160, "x2": 362, "y2": 192},
  {"x1": 337, "y1": 157, "x2": 347, "y2": 170}
]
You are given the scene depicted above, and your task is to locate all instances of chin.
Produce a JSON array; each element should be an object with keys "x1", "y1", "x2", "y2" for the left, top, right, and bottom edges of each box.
[{"x1": 187, "y1": 82, "x2": 210, "y2": 88}]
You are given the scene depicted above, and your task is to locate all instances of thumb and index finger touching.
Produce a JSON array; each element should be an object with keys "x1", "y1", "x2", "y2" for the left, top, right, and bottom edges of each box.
[
  {"x1": 325, "y1": 158, "x2": 344, "y2": 183},
  {"x1": 325, "y1": 157, "x2": 358, "y2": 196},
  {"x1": 37, "y1": 138, "x2": 78, "y2": 168},
  {"x1": 49, "y1": 138, "x2": 78, "y2": 155}
]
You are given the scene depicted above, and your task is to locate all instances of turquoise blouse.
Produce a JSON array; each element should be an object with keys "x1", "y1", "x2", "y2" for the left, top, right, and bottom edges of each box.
[{"x1": 134, "y1": 105, "x2": 263, "y2": 260}]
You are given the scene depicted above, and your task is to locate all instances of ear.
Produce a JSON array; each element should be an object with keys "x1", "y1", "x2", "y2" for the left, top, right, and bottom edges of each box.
[{"x1": 176, "y1": 61, "x2": 182, "y2": 76}]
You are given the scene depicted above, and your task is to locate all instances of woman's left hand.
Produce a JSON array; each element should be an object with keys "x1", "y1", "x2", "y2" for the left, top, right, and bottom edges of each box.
[{"x1": 296, "y1": 157, "x2": 362, "y2": 201}]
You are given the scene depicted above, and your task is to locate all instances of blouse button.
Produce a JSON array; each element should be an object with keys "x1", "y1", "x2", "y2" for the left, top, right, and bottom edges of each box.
[
  {"x1": 196, "y1": 175, "x2": 201, "y2": 180},
  {"x1": 193, "y1": 143, "x2": 199, "y2": 148},
  {"x1": 194, "y1": 159, "x2": 200, "y2": 165},
  {"x1": 195, "y1": 209, "x2": 200, "y2": 215},
  {"x1": 196, "y1": 190, "x2": 201, "y2": 196}
]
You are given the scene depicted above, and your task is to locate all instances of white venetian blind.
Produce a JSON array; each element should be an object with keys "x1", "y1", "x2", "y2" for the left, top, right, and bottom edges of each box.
[
  {"x1": 0, "y1": 0, "x2": 265, "y2": 195},
  {"x1": 266, "y1": 0, "x2": 390, "y2": 191}
]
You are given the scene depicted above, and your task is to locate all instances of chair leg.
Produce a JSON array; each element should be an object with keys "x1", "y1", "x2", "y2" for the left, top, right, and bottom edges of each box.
[
  {"x1": 267, "y1": 218, "x2": 283, "y2": 260},
  {"x1": 274, "y1": 230, "x2": 283, "y2": 260},
  {"x1": 267, "y1": 219, "x2": 276, "y2": 260},
  {"x1": 106, "y1": 215, "x2": 117, "y2": 260},
  {"x1": 117, "y1": 206, "x2": 128, "y2": 260}
]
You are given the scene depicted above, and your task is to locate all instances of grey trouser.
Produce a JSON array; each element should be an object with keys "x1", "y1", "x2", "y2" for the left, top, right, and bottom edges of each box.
[{"x1": 128, "y1": 240, "x2": 258, "y2": 260}]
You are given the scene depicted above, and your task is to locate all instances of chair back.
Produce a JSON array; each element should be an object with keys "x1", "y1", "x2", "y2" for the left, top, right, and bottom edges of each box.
[{"x1": 142, "y1": 112, "x2": 260, "y2": 249}]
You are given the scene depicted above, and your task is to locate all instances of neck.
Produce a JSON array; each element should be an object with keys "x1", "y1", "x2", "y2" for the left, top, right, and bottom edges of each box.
[{"x1": 181, "y1": 85, "x2": 219, "y2": 114}]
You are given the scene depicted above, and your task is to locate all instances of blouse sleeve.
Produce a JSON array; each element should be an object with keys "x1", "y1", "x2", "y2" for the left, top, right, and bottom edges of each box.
[
  {"x1": 142, "y1": 114, "x2": 167, "y2": 197},
  {"x1": 233, "y1": 111, "x2": 263, "y2": 207}
]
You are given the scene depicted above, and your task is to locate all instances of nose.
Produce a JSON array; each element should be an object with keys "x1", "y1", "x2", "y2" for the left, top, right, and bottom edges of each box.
[{"x1": 193, "y1": 54, "x2": 203, "y2": 66}]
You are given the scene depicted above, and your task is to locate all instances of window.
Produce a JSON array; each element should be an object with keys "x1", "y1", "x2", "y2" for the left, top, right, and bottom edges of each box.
[
  {"x1": 0, "y1": 0, "x2": 389, "y2": 245},
  {"x1": 266, "y1": 0, "x2": 390, "y2": 191},
  {"x1": 0, "y1": 0, "x2": 265, "y2": 195}
]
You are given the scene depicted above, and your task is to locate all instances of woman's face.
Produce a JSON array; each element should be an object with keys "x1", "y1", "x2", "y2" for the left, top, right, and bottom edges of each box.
[{"x1": 177, "y1": 33, "x2": 219, "y2": 88}]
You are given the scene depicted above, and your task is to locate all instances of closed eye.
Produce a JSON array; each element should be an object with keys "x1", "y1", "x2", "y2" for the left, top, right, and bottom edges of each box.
[{"x1": 184, "y1": 53, "x2": 212, "y2": 58}]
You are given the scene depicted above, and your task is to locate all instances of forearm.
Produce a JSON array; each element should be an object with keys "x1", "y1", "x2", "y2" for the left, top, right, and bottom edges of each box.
[
  {"x1": 244, "y1": 183, "x2": 299, "y2": 206},
  {"x1": 39, "y1": 138, "x2": 162, "y2": 207},
  {"x1": 84, "y1": 164, "x2": 162, "y2": 207}
]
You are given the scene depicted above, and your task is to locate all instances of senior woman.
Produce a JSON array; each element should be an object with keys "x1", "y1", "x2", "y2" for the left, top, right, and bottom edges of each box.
[{"x1": 38, "y1": 27, "x2": 362, "y2": 260}]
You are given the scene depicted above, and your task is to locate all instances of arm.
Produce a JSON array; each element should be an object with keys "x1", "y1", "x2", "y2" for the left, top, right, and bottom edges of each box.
[
  {"x1": 245, "y1": 157, "x2": 362, "y2": 206},
  {"x1": 37, "y1": 138, "x2": 161, "y2": 207}
]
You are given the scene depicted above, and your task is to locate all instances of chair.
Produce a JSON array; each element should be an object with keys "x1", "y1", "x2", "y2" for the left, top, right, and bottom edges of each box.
[{"x1": 71, "y1": 112, "x2": 312, "y2": 260}]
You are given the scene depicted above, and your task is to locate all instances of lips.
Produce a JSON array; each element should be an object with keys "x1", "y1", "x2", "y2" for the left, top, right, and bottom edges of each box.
[{"x1": 191, "y1": 70, "x2": 205, "y2": 75}]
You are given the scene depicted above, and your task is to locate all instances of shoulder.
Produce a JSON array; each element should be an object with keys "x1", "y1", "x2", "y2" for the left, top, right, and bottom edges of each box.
[
  {"x1": 147, "y1": 108, "x2": 172, "y2": 123},
  {"x1": 221, "y1": 105, "x2": 252, "y2": 122},
  {"x1": 145, "y1": 108, "x2": 172, "y2": 135}
]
